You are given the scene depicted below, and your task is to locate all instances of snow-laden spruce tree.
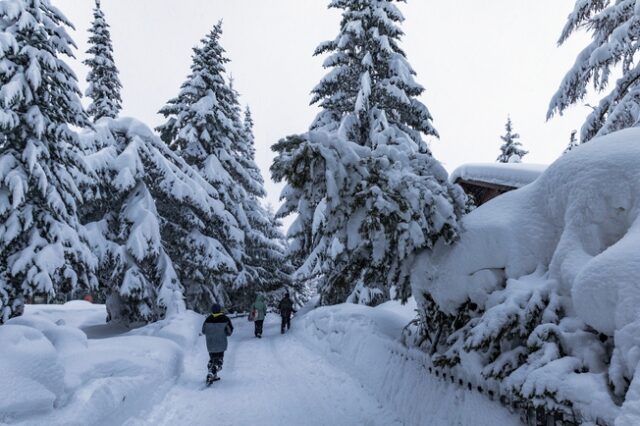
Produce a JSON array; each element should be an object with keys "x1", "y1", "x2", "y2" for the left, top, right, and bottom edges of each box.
[
  {"x1": 81, "y1": 118, "x2": 242, "y2": 323},
  {"x1": 0, "y1": 0, "x2": 97, "y2": 322},
  {"x1": 237, "y1": 107, "x2": 294, "y2": 304},
  {"x1": 83, "y1": 0, "x2": 122, "y2": 121},
  {"x1": 496, "y1": 116, "x2": 527, "y2": 163},
  {"x1": 549, "y1": 0, "x2": 640, "y2": 142},
  {"x1": 272, "y1": 0, "x2": 466, "y2": 306},
  {"x1": 158, "y1": 22, "x2": 281, "y2": 311}
]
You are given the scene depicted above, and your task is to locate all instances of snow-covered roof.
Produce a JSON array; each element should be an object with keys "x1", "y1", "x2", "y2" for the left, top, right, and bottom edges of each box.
[{"x1": 450, "y1": 162, "x2": 547, "y2": 189}]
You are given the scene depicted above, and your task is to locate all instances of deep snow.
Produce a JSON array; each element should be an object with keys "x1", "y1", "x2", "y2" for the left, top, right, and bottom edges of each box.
[
  {"x1": 412, "y1": 128, "x2": 640, "y2": 424},
  {"x1": 1, "y1": 301, "x2": 519, "y2": 425}
]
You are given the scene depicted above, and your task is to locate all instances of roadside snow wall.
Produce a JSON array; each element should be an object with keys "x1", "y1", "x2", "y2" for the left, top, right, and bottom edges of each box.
[
  {"x1": 410, "y1": 128, "x2": 640, "y2": 425},
  {"x1": 297, "y1": 302, "x2": 521, "y2": 426}
]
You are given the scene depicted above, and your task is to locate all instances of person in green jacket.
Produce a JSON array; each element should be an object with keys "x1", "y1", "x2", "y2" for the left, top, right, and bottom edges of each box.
[{"x1": 252, "y1": 294, "x2": 267, "y2": 338}]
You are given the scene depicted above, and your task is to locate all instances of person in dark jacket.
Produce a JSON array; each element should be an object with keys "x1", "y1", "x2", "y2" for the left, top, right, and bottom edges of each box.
[
  {"x1": 278, "y1": 292, "x2": 296, "y2": 334},
  {"x1": 201, "y1": 304, "x2": 233, "y2": 384}
]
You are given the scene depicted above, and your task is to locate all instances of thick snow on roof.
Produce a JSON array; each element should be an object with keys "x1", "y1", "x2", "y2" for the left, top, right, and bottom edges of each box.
[
  {"x1": 413, "y1": 128, "x2": 640, "y2": 424},
  {"x1": 450, "y1": 162, "x2": 547, "y2": 188}
]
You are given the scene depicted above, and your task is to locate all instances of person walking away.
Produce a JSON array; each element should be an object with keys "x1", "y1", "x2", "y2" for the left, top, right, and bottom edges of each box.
[
  {"x1": 201, "y1": 304, "x2": 233, "y2": 384},
  {"x1": 278, "y1": 292, "x2": 296, "y2": 334},
  {"x1": 252, "y1": 294, "x2": 267, "y2": 338}
]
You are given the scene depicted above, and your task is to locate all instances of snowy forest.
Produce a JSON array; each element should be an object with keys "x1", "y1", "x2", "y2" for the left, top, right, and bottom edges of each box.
[{"x1": 2, "y1": 0, "x2": 640, "y2": 425}]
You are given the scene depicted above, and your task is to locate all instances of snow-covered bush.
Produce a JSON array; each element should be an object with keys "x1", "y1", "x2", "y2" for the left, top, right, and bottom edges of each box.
[{"x1": 408, "y1": 128, "x2": 640, "y2": 423}]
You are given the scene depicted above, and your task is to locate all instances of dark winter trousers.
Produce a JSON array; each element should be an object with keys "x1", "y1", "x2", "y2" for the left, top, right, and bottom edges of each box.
[
  {"x1": 208, "y1": 352, "x2": 224, "y2": 374},
  {"x1": 281, "y1": 314, "x2": 291, "y2": 333},
  {"x1": 254, "y1": 320, "x2": 264, "y2": 337}
]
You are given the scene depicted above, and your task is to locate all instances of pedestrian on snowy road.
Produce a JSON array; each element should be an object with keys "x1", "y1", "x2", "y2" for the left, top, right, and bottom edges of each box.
[
  {"x1": 201, "y1": 304, "x2": 233, "y2": 384},
  {"x1": 252, "y1": 294, "x2": 267, "y2": 338},
  {"x1": 278, "y1": 292, "x2": 296, "y2": 334}
]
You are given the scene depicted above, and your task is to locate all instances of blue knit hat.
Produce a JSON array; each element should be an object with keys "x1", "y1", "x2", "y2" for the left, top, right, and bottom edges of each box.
[{"x1": 211, "y1": 303, "x2": 222, "y2": 314}]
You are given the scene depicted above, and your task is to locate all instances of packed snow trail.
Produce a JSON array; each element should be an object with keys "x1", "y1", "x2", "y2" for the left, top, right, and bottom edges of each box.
[{"x1": 125, "y1": 315, "x2": 403, "y2": 426}]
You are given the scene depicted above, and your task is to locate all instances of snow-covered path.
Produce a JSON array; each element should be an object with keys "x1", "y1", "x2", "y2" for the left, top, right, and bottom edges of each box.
[{"x1": 125, "y1": 315, "x2": 403, "y2": 426}]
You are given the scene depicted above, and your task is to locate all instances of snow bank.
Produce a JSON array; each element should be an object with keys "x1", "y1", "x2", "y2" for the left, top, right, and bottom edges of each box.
[
  {"x1": 0, "y1": 304, "x2": 192, "y2": 425},
  {"x1": 450, "y1": 162, "x2": 546, "y2": 188},
  {"x1": 127, "y1": 309, "x2": 203, "y2": 348},
  {"x1": 412, "y1": 128, "x2": 640, "y2": 424},
  {"x1": 0, "y1": 325, "x2": 66, "y2": 421},
  {"x1": 296, "y1": 302, "x2": 520, "y2": 425}
]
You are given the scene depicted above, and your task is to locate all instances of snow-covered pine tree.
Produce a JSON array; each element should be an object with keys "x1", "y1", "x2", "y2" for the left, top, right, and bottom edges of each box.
[
  {"x1": 83, "y1": 0, "x2": 122, "y2": 121},
  {"x1": 310, "y1": 0, "x2": 438, "y2": 149},
  {"x1": 496, "y1": 116, "x2": 527, "y2": 163},
  {"x1": 549, "y1": 0, "x2": 640, "y2": 142},
  {"x1": 235, "y1": 107, "x2": 294, "y2": 306},
  {"x1": 157, "y1": 22, "x2": 268, "y2": 312},
  {"x1": 564, "y1": 129, "x2": 579, "y2": 154},
  {"x1": 0, "y1": 0, "x2": 98, "y2": 322},
  {"x1": 272, "y1": 0, "x2": 466, "y2": 306},
  {"x1": 81, "y1": 118, "x2": 242, "y2": 323}
]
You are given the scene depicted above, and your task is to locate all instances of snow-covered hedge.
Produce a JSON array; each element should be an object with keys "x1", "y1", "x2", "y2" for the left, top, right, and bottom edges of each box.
[{"x1": 408, "y1": 128, "x2": 640, "y2": 424}]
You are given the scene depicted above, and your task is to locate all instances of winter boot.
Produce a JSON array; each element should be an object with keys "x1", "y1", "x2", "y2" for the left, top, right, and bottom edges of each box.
[{"x1": 206, "y1": 372, "x2": 216, "y2": 385}]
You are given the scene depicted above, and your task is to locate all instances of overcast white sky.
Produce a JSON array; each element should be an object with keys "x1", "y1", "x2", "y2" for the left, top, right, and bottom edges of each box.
[{"x1": 55, "y1": 0, "x2": 593, "y2": 219}]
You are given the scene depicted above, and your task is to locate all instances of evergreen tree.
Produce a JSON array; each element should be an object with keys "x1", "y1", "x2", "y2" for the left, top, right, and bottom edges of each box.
[
  {"x1": 81, "y1": 118, "x2": 242, "y2": 323},
  {"x1": 549, "y1": 0, "x2": 640, "y2": 142},
  {"x1": 0, "y1": 0, "x2": 97, "y2": 322},
  {"x1": 496, "y1": 116, "x2": 527, "y2": 163},
  {"x1": 83, "y1": 0, "x2": 122, "y2": 121},
  {"x1": 311, "y1": 0, "x2": 438, "y2": 149},
  {"x1": 272, "y1": 0, "x2": 466, "y2": 307},
  {"x1": 237, "y1": 107, "x2": 293, "y2": 306},
  {"x1": 564, "y1": 129, "x2": 579, "y2": 154},
  {"x1": 157, "y1": 22, "x2": 273, "y2": 312}
]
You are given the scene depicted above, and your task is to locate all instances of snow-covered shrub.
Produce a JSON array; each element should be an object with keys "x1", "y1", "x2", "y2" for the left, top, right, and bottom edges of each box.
[{"x1": 408, "y1": 128, "x2": 640, "y2": 423}]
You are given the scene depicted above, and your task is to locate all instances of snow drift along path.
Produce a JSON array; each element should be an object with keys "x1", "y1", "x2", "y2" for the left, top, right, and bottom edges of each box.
[{"x1": 125, "y1": 316, "x2": 402, "y2": 426}]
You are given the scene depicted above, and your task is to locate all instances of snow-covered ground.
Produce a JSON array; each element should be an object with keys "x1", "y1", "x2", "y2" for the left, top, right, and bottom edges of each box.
[
  {"x1": 0, "y1": 301, "x2": 519, "y2": 425},
  {"x1": 0, "y1": 302, "x2": 190, "y2": 426}
]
